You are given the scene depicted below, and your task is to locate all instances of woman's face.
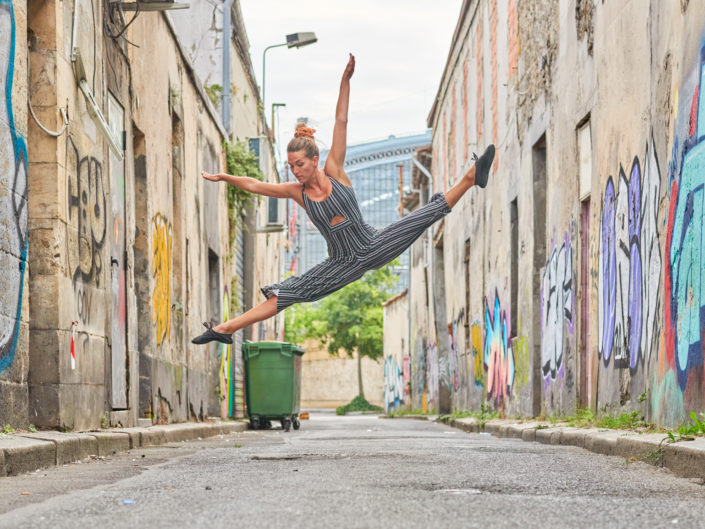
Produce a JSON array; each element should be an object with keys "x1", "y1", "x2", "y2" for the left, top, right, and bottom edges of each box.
[{"x1": 288, "y1": 150, "x2": 318, "y2": 183}]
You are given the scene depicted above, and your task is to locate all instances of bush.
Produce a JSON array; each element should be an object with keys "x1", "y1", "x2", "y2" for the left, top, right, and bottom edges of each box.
[{"x1": 336, "y1": 395, "x2": 383, "y2": 416}]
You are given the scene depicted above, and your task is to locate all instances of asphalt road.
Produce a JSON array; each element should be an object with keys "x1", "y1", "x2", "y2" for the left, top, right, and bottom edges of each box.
[{"x1": 1, "y1": 411, "x2": 704, "y2": 528}]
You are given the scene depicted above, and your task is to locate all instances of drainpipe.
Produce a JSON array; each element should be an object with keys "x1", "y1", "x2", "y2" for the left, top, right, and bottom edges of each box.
[{"x1": 222, "y1": 0, "x2": 234, "y2": 136}]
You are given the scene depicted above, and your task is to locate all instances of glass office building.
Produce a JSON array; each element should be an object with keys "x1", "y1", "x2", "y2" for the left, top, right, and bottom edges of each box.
[{"x1": 285, "y1": 131, "x2": 432, "y2": 293}]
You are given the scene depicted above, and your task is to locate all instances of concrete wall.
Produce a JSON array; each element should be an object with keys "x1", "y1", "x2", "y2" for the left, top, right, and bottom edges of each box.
[
  {"x1": 18, "y1": 0, "x2": 244, "y2": 430},
  {"x1": 0, "y1": 0, "x2": 29, "y2": 427},
  {"x1": 382, "y1": 291, "x2": 408, "y2": 412},
  {"x1": 388, "y1": 0, "x2": 705, "y2": 428},
  {"x1": 300, "y1": 339, "x2": 384, "y2": 409}
]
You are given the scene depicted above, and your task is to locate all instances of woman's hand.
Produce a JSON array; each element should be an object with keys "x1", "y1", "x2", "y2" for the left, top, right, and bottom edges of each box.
[
  {"x1": 201, "y1": 171, "x2": 221, "y2": 182},
  {"x1": 342, "y1": 53, "x2": 355, "y2": 81}
]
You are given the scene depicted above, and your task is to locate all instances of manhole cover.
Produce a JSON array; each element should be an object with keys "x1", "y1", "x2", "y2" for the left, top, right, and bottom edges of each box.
[{"x1": 436, "y1": 488, "x2": 483, "y2": 495}]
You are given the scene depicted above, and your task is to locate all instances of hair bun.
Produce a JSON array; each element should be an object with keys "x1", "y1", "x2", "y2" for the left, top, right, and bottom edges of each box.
[{"x1": 294, "y1": 124, "x2": 316, "y2": 139}]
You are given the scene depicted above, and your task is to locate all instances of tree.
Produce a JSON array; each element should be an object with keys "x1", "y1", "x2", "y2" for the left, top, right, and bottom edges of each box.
[{"x1": 284, "y1": 261, "x2": 399, "y2": 398}]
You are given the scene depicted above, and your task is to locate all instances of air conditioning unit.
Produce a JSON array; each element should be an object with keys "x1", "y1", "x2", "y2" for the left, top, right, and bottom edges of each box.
[{"x1": 249, "y1": 137, "x2": 285, "y2": 233}]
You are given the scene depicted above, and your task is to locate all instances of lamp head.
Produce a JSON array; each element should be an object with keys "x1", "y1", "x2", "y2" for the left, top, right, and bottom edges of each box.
[{"x1": 286, "y1": 32, "x2": 317, "y2": 49}]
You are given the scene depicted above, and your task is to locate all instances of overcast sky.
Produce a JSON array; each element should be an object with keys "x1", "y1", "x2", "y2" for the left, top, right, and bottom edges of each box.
[{"x1": 239, "y1": 1, "x2": 462, "y2": 160}]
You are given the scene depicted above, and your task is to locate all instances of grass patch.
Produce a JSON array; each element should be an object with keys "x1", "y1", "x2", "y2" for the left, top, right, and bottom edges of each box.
[
  {"x1": 667, "y1": 412, "x2": 705, "y2": 443},
  {"x1": 336, "y1": 395, "x2": 383, "y2": 416},
  {"x1": 439, "y1": 405, "x2": 500, "y2": 428},
  {"x1": 385, "y1": 408, "x2": 432, "y2": 417}
]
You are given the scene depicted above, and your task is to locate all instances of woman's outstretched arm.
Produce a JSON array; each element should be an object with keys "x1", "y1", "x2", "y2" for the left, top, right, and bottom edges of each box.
[
  {"x1": 201, "y1": 171, "x2": 302, "y2": 202},
  {"x1": 324, "y1": 54, "x2": 355, "y2": 186}
]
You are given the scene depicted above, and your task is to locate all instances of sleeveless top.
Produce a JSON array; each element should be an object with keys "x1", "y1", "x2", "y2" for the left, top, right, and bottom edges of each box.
[{"x1": 302, "y1": 175, "x2": 377, "y2": 259}]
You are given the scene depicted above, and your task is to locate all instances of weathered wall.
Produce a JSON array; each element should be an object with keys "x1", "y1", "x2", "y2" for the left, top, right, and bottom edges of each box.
[
  {"x1": 394, "y1": 0, "x2": 705, "y2": 428},
  {"x1": 0, "y1": 0, "x2": 29, "y2": 426},
  {"x1": 19, "y1": 0, "x2": 234, "y2": 430},
  {"x1": 130, "y1": 14, "x2": 230, "y2": 423},
  {"x1": 382, "y1": 291, "x2": 408, "y2": 412},
  {"x1": 299, "y1": 339, "x2": 384, "y2": 409}
]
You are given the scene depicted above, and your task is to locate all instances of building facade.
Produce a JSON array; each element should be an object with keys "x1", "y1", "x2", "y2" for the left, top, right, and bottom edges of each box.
[
  {"x1": 384, "y1": 0, "x2": 705, "y2": 428},
  {"x1": 0, "y1": 0, "x2": 277, "y2": 429}
]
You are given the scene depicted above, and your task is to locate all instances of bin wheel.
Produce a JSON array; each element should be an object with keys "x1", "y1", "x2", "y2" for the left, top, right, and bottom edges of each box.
[
  {"x1": 292, "y1": 418, "x2": 300, "y2": 430},
  {"x1": 263, "y1": 419, "x2": 272, "y2": 430},
  {"x1": 281, "y1": 418, "x2": 291, "y2": 432},
  {"x1": 250, "y1": 417, "x2": 260, "y2": 430}
]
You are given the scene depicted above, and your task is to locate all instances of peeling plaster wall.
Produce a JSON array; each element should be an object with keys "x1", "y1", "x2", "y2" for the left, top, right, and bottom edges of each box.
[
  {"x1": 382, "y1": 292, "x2": 408, "y2": 412},
  {"x1": 19, "y1": 0, "x2": 230, "y2": 430},
  {"x1": 396, "y1": 0, "x2": 705, "y2": 427},
  {"x1": 0, "y1": 0, "x2": 29, "y2": 427},
  {"x1": 130, "y1": 14, "x2": 228, "y2": 424}
]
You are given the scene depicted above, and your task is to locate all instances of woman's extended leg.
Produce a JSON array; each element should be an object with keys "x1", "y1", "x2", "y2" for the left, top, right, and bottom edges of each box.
[
  {"x1": 444, "y1": 144, "x2": 495, "y2": 208},
  {"x1": 360, "y1": 145, "x2": 495, "y2": 269},
  {"x1": 214, "y1": 296, "x2": 278, "y2": 333},
  {"x1": 191, "y1": 296, "x2": 278, "y2": 344}
]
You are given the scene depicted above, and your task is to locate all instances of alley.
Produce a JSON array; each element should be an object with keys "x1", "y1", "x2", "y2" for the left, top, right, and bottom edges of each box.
[{"x1": 1, "y1": 413, "x2": 704, "y2": 528}]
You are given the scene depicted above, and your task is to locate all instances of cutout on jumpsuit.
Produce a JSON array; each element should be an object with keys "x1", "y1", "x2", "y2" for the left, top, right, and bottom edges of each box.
[{"x1": 329, "y1": 215, "x2": 347, "y2": 226}]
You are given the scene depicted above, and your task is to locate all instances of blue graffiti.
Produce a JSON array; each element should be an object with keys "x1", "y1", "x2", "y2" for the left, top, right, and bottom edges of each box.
[
  {"x1": 668, "y1": 46, "x2": 705, "y2": 390},
  {"x1": 0, "y1": 0, "x2": 29, "y2": 373}
]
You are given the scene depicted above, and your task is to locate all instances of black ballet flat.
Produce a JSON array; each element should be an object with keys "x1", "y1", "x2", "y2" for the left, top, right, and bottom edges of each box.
[
  {"x1": 191, "y1": 322, "x2": 233, "y2": 345},
  {"x1": 473, "y1": 144, "x2": 495, "y2": 188}
]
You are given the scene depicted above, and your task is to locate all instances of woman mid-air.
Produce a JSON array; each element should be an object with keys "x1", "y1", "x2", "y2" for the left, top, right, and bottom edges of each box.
[{"x1": 192, "y1": 54, "x2": 495, "y2": 345}]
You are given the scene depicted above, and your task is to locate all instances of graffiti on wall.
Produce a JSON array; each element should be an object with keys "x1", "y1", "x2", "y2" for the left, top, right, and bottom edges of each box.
[
  {"x1": 0, "y1": 0, "x2": 28, "y2": 373},
  {"x1": 67, "y1": 138, "x2": 106, "y2": 326},
  {"x1": 220, "y1": 289, "x2": 232, "y2": 418},
  {"x1": 384, "y1": 355, "x2": 404, "y2": 412},
  {"x1": 541, "y1": 235, "x2": 573, "y2": 381},
  {"x1": 484, "y1": 291, "x2": 515, "y2": 403},
  {"x1": 446, "y1": 310, "x2": 464, "y2": 393},
  {"x1": 664, "y1": 45, "x2": 705, "y2": 396},
  {"x1": 471, "y1": 320, "x2": 484, "y2": 387},
  {"x1": 426, "y1": 340, "x2": 439, "y2": 407},
  {"x1": 598, "y1": 136, "x2": 662, "y2": 371},
  {"x1": 152, "y1": 214, "x2": 172, "y2": 345}
]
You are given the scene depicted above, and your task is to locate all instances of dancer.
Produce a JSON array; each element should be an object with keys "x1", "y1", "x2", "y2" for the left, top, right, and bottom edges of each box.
[{"x1": 192, "y1": 54, "x2": 494, "y2": 345}]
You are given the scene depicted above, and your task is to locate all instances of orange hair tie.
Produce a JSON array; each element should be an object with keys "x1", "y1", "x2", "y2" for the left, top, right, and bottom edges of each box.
[{"x1": 294, "y1": 126, "x2": 316, "y2": 139}]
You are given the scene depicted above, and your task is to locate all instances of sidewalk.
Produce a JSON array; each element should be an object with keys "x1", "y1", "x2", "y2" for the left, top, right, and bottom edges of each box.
[
  {"x1": 0, "y1": 420, "x2": 248, "y2": 477},
  {"x1": 433, "y1": 416, "x2": 705, "y2": 481}
]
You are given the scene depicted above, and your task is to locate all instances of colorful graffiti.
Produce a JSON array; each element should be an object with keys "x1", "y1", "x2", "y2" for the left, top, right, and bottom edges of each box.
[
  {"x1": 0, "y1": 0, "x2": 28, "y2": 373},
  {"x1": 541, "y1": 235, "x2": 573, "y2": 381},
  {"x1": 446, "y1": 310, "x2": 463, "y2": 392},
  {"x1": 426, "y1": 340, "x2": 439, "y2": 407},
  {"x1": 665, "y1": 45, "x2": 705, "y2": 394},
  {"x1": 598, "y1": 136, "x2": 662, "y2": 371},
  {"x1": 471, "y1": 321, "x2": 484, "y2": 387},
  {"x1": 220, "y1": 289, "x2": 233, "y2": 418},
  {"x1": 384, "y1": 355, "x2": 404, "y2": 412},
  {"x1": 152, "y1": 214, "x2": 173, "y2": 345},
  {"x1": 67, "y1": 137, "x2": 106, "y2": 326},
  {"x1": 484, "y1": 292, "x2": 515, "y2": 403}
]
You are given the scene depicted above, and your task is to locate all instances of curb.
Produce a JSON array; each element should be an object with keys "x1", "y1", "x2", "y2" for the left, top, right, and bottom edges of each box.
[
  {"x1": 440, "y1": 417, "x2": 705, "y2": 481},
  {"x1": 0, "y1": 420, "x2": 249, "y2": 477}
]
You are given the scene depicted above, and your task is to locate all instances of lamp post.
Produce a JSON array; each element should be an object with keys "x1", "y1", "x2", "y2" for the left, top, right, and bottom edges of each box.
[{"x1": 262, "y1": 32, "x2": 317, "y2": 123}]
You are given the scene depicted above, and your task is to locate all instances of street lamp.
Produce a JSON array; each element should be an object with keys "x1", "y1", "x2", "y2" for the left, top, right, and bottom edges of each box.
[{"x1": 262, "y1": 32, "x2": 318, "y2": 122}]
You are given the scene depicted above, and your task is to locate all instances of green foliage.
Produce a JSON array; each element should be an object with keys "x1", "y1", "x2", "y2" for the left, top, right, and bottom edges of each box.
[
  {"x1": 204, "y1": 83, "x2": 223, "y2": 107},
  {"x1": 596, "y1": 410, "x2": 646, "y2": 430},
  {"x1": 223, "y1": 140, "x2": 263, "y2": 245},
  {"x1": 336, "y1": 394, "x2": 383, "y2": 416},
  {"x1": 28, "y1": 424, "x2": 37, "y2": 433},
  {"x1": 100, "y1": 414, "x2": 108, "y2": 429},
  {"x1": 3, "y1": 424, "x2": 15, "y2": 434},
  {"x1": 668, "y1": 412, "x2": 705, "y2": 443},
  {"x1": 439, "y1": 404, "x2": 500, "y2": 428},
  {"x1": 385, "y1": 409, "x2": 432, "y2": 418}
]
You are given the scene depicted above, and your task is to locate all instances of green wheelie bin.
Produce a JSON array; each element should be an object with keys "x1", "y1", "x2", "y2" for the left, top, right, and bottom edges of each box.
[{"x1": 242, "y1": 341, "x2": 305, "y2": 432}]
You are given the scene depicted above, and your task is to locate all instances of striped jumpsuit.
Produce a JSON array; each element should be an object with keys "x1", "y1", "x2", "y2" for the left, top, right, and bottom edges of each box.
[{"x1": 261, "y1": 174, "x2": 451, "y2": 313}]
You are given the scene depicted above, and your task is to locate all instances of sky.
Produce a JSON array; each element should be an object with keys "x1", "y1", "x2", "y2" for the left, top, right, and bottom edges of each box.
[{"x1": 239, "y1": 0, "x2": 463, "y2": 161}]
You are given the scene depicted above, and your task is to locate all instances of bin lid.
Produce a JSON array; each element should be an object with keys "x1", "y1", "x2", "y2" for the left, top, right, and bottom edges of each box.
[{"x1": 242, "y1": 340, "x2": 305, "y2": 359}]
